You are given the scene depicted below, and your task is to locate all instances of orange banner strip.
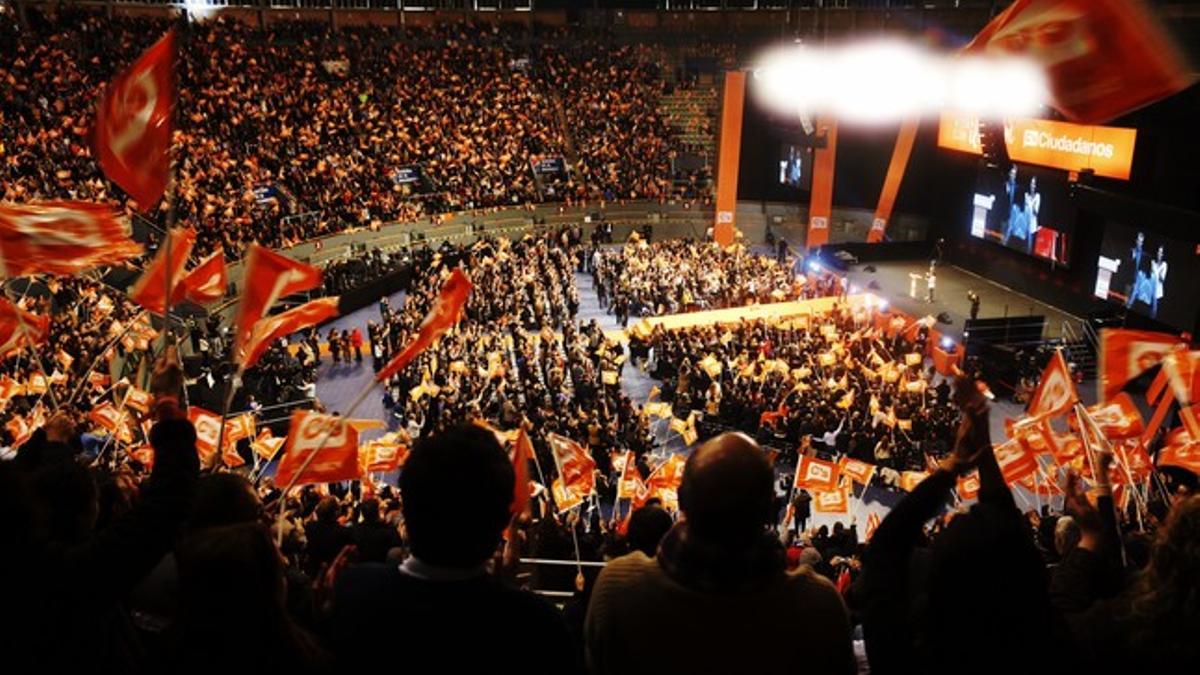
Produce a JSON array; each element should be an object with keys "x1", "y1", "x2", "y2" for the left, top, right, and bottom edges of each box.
[
  {"x1": 807, "y1": 116, "x2": 838, "y2": 250},
  {"x1": 713, "y1": 71, "x2": 746, "y2": 248},
  {"x1": 869, "y1": 118, "x2": 919, "y2": 243}
]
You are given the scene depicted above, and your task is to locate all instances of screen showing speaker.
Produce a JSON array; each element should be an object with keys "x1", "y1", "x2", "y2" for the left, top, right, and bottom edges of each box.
[
  {"x1": 1093, "y1": 220, "x2": 1200, "y2": 330},
  {"x1": 777, "y1": 144, "x2": 814, "y2": 191},
  {"x1": 968, "y1": 162, "x2": 1074, "y2": 266}
]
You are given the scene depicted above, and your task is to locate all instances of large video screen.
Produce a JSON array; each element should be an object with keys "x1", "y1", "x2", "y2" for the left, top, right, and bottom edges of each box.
[
  {"x1": 1094, "y1": 220, "x2": 1200, "y2": 330},
  {"x1": 968, "y1": 162, "x2": 1074, "y2": 266},
  {"x1": 777, "y1": 143, "x2": 814, "y2": 191}
]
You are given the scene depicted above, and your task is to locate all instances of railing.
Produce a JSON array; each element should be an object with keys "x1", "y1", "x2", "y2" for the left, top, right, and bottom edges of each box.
[{"x1": 518, "y1": 558, "x2": 607, "y2": 599}]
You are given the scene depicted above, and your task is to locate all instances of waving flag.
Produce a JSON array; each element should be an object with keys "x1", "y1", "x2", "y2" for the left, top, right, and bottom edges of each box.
[
  {"x1": 957, "y1": 471, "x2": 981, "y2": 501},
  {"x1": 0, "y1": 297, "x2": 50, "y2": 359},
  {"x1": 250, "y1": 429, "x2": 286, "y2": 461},
  {"x1": 1068, "y1": 393, "x2": 1144, "y2": 439},
  {"x1": 966, "y1": 0, "x2": 1193, "y2": 124},
  {"x1": 233, "y1": 244, "x2": 323, "y2": 365},
  {"x1": 88, "y1": 402, "x2": 127, "y2": 434},
  {"x1": 128, "y1": 227, "x2": 195, "y2": 313},
  {"x1": 813, "y1": 486, "x2": 850, "y2": 514},
  {"x1": 639, "y1": 454, "x2": 687, "y2": 512},
  {"x1": 547, "y1": 432, "x2": 597, "y2": 504},
  {"x1": 838, "y1": 457, "x2": 876, "y2": 486},
  {"x1": 361, "y1": 437, "x2": 409, "y2": 474},
  {"x1": 242, "y1": 297, "x2": 340, "y2": 369},
  {"x1": 0, "y1": 202, "x2": 142, "y2": 278},
  {"x1": 275, "y1": 410, "x2": 362, "y2": 488},
  {"x1": 1028, "y1": 351, "x2": 1078, "y2": 418},
  {"x1": 899, "y1": 470, "x2": 930, "y2": 492},
  {"x1": 865, "y1": 511, "x2": 882, "y2": 541},
  {"x1": 510, "y1": 427, "x2": 534, "y2": 516},
  {"x1": 187, "y1": 406, "x2": 222, "y2": 463},
  {"x1": 616, "y1": 450, "x2": 644, "y2": 500},
  {"x1": 1158, "y1": 438, "x2": 1200, "y2": 476},
  {"x1": 795, "y1": 456, "x2": 839, "y2": 491},
  {"x1": 1098, "y1": 328, "x2": 1182, "y2": 402},
  {"x1": 94, "y1": 30, "x2": 175, "y2": 209},
  {"x1": 376, "y1": 268, "x2": 472, "y2": 381},
  {"x1": 5, "y1": 415, "x2": 32, "y2": 447},
  {"x1": 994, "y1": 439, "x2": 1039, "y2": 484},
  {"x1": 173, "y1": 250, "x2": 227, "y2": 306}
]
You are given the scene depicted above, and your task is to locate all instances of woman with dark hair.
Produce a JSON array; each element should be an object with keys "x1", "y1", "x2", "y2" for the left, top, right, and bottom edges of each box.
[{"x1": 172, "y1": 522, "x2": 330, "y2": 674}]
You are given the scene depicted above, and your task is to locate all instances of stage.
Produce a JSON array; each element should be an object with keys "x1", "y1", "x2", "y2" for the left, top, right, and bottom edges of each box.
[{"x1": 844, "y1": 261, "x2": 1082, "y2": 340}]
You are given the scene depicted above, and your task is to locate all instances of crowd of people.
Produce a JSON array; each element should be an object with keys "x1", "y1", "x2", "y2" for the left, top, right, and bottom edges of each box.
[
  {"x1": 637, "y1": 304, "x2": 958, "y2": 479},
  {"x1": 591, "y1": 238, "x2": 809, "y2": 322},
  {"x1": 1, "y1": 8, "x2": 713, "y2": 261}
]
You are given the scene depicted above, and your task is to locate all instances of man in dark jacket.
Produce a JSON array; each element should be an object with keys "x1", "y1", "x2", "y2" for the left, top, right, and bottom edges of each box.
[{"x1": 330, "y1": 424, "x2": 579, "y2": 673}]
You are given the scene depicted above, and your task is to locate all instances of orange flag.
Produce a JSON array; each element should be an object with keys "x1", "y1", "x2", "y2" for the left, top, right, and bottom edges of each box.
[
  {"x1": 1098, "y1": 328, "x2": 1182, "y2": 402},
  {"x1": 187, "y1": 406, "x2": 222, "y2": 463},
  {"x1": 510, "y1": 427, "x2": 534, "y2": 516},
  {"x1": 0, "y1": 297, "x2": 50, "y2": 359},
  {"x1": 128, "y1": 227, "x2": 195, "y2": 313},
  {"x1": 173, "y1": 250, "x2": 227, "y2": 306},
  {"x1": 813, "y1": 486, "x2": 850, "y2": 514},
  {"x1": 274, "y1": 410, "x2": 362, "y2": 488},
  {"x1": 376, "y1": 268, "x2": 472, "y2": 381},
  {"x1": 864, "y1": 511, "x2": 882, "y2": 541},
  {"x1": 1068, "y1": 393, "x2": 1144, "y2": 440},
  {"x1": 965, "y1": 0, "x2": 1193, "y2": 124},
  {"x1": 1028, "y1": 351, "x2": 1078, "y2": 418},
  {"x1": 233, "y1": 244, "x2": 322, "y2": 365},
  {"x1": 993, "y1": 439, "x2": 1039, "y2": 485},
  {"x1": 94, "y1": 30, "x2": 175, "y2": 209},
  {"x1": 547, "y1": 432, "x2": 597, "y2": 501},
  {"x1": 242, "y1": 297, "x2": 340, "y2": 369},
  {"x1": 794, "y1": 456, "x2": 839, "y2": 491},
  {"x1": 838, "y1": 457, "x2": 876, "y2": 486},
  {"x1": 0, "y1": 202, "x2": 142, "y2": 278},
  {"x1": 1158, "y1": 439, "x2": 1200, "y2": 476}
]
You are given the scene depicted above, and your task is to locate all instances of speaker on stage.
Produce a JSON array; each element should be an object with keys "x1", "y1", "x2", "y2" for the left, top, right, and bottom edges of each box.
[{"x1": 937, "y1": 312, "x2": 953, "y2": 325}]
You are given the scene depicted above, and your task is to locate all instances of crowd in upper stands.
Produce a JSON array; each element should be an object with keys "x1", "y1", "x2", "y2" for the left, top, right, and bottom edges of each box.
[{"x1": 1, "y1": 8, "x2": 713, "y2": 261}]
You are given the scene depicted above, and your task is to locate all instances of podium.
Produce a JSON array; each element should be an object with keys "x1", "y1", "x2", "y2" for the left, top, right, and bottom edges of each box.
[{"x1": 909, "y1": 273, "x2": 922, "y2": 299}]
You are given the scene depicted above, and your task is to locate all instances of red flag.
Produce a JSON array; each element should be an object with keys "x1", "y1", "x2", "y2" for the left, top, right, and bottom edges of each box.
[
  {"x1": 233, "y1": 244, "x2": 322, "y2": 365},
  {"x1": 1098, "y1": 328, "x2": 1182, "y2": 402},
  {"x1": 88, "y1": 402, "x2": 127, "y2": 434},
  {"x1": 0, "y1": 297, "x2": 50, "y2": 359},
  {"x1": 128, "y1": 227, "x2": 195, "y2": 313},
  {"x1": 511, "y1": 427, "x2": 534, "y2": 516},
  {"x1": 547, "y1": 432, "x2": 597, "y2": 500},
  {"x1": 0, "y1": 202, "x2": 142, "y2": 278},
  {"x1": 993, "y1": 439, "x2": 1039, "y2": 484},
  {"x1": 94, "y1": 30, "x2": 175, "y2": 209},
  {"x1": 1028, "y1": 351, "x2": 1078, "y2": 418},
  {"x1": 375, "y1": 268, "x2": 472, "y2": 381},
  {"x1": 965, "y1": 0, "x2": 1193, "y2": 124},
  {"x1": 361, "y1": 439, "x2": 408, "y2": 474},
  {"x1": 640, "y1": 454, "x2": 687, "y2": 512},
  {"x1": 1161, "y1": 349, "x2": 1200, "y2": 410},
  {"x1": 1158, "y1": 440, "x2": 1200, "y2": 476},
  {"x1": 224, "y1": 412, "x2": 256, "y2": 447},
  {"x1": 794, "y1": 456, "x2": 839, "y2": 491},
  {"x1": 122, "y1": 386, "x2": 153, "y2": 415},
  {"x1": 616, "y1": 449, "x2": 644, "y2": 500},
  {"x1": 5, "y1": 415, "x2": 32, "y2": 447},
  {"x1": 275, "y1": 410, "x2": 362, "y2": 488},
  {"x1": 241, "y1": 297, "x2": 340, "y2": 369},
  {"x1": 1068, "y1": 393, "x2": 1144, "y2": 439},
  {"x1": 173, "y1": 250, "x2": 227, "y2": 306},
  {"x1": 187, "y1": 406, "x2": 222, "y2": 463}
]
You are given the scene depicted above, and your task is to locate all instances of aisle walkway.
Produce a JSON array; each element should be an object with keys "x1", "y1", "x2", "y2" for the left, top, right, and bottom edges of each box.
[{"x1": 573, "y1": 270, "x2": 657, "y2": 404}]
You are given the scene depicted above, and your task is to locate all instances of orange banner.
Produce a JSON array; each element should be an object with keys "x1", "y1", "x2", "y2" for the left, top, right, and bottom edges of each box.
[
  {"x1": 806, "y1": 116, "x2": 838, "y2": 250},
  {"x1": 713, "y1": 71, "x2": 746, "y2": 248},
  {"x1": 937, "y1": 110, "x2": 1136, "y2": 180},
  {"x1": 869, "y1": 118, "x2": 919, "y2": 243}
]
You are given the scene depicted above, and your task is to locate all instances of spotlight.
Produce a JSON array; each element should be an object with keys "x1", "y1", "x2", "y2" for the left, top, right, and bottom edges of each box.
[
  {"x1": 808, "y1": 261, "x2": 822, "y2": 274},
  {"x1": 878, "y1": 300, "x2": 889, "y2": 312},
  {"x1": 941, "y1": 336, "x2": 954, "y2": 350}
]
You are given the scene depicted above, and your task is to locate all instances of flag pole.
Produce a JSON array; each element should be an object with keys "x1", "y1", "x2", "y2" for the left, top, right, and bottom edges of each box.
[
  {"x1": 62, "y1": 310, "x2": 148, "y2": 410},
  {"x1": 3, "y1": 282, "x2": 60, "y2": 410},
  {"x1": 273, "y1": 378, "x2": 377, "y2": 547}
]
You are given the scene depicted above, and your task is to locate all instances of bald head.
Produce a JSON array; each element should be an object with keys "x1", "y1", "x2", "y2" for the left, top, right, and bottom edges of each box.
[{"x1": 679, "y1": 432, "x2": 775, "y2": 549}]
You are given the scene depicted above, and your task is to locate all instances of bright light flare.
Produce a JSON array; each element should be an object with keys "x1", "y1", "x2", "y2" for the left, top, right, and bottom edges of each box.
[{"x1": 753, "y1": 40, "x2": 1048, "y2": 124}]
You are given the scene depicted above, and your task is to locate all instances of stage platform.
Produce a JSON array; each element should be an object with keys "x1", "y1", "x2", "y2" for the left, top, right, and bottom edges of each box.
[{"x1": 845, "y1": 261, "x2": 1081, "y2": 340}]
